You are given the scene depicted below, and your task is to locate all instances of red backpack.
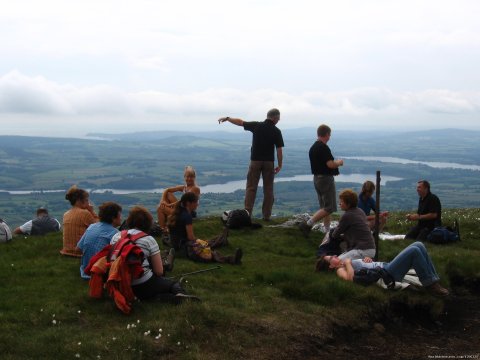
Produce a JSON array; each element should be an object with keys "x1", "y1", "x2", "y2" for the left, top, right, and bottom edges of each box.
[{"x1": 85, "y1": 230, "x2": 148, "y2": 314}]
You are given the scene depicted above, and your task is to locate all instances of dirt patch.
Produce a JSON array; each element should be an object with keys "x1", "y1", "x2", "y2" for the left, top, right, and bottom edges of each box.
[{"x1": 307, "y1": 294, "x2": 480, "y2": 360}]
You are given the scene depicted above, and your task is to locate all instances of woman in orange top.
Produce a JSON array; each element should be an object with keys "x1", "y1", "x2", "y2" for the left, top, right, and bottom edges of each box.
[
  {"x1": 61, "y1": 185, "x2": 98, "y2": 257},
  {"x1": 157, "y1": 166, "x2": 201, "y2": 232}
]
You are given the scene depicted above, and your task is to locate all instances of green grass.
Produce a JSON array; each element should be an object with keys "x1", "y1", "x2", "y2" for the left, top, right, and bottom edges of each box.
[{"x1": 1, "y1": 210, "x2": 479, "y2": 359}]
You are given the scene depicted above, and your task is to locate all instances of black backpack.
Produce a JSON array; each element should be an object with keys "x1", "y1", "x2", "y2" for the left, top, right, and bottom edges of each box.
[
  {"x1": 427, "y1": 226, "x2": 460, "y2": 244},
  {"x1": 222, "y1": 209, "x2": 252, "y2": 229}
]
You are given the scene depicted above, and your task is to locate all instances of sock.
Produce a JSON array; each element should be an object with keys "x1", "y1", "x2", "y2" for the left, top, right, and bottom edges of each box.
[{"x1": 306, "y1": 218, "x2": 314, "y2": 227}]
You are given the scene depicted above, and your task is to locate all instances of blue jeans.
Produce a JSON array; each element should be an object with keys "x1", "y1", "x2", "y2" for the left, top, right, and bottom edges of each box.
[{"x1": 384, "y1": 242, "x2": 440, "y2": 286}]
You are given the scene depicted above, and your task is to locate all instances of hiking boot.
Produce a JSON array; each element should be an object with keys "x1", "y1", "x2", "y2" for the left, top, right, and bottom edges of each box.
[
  {"x1": 163, "y1": 248, "x2": 175, "y2": 272},
  {"x1": 234, "y1": 248, "x2": 243, "y2": 265},
  {"x1": 298, "y1": 221, "x2": 312, "y2": 238},
  {"x1": 426, "y1": 282, "x2": 450, "y2": 297},
  {"x1": 161, "y1": 232, "x2": 172, "y2": 247}
]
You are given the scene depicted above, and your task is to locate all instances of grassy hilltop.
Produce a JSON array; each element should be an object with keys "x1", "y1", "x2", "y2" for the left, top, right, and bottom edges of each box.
[{"x1": 1, "y1": 209, "x2": 479, "y2": 359}]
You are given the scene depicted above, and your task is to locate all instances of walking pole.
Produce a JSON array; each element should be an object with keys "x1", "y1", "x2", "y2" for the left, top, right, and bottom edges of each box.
[
  {"x1": 374, "y1": 170, "x2": 381, "y2": 261},
  {"x1": 167, "y1": 265, "x2": 222, "y2": 282}
]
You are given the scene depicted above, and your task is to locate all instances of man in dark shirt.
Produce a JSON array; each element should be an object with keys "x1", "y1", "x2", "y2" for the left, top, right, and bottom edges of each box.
[
  {"x1": 218, "y1": 108, "x2": 284, "y2": 220},
  {"x1": 405, "y1": 180, "x2": 442, "y2": 241},
  {"x1": 299, "y1": 124, "x2": 343, "y2": 237}
]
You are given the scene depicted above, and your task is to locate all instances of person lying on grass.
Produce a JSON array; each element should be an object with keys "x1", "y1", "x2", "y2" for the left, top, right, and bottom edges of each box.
[
  {"x1": 315, "y1": 241, "x2": 449, "y2": 297},
  {"x1": 157, "y1": 165, "x2": 201, "y2": 233},
  {"x1": 167, "y1": 192, "x2": 243, "y2": 265}
]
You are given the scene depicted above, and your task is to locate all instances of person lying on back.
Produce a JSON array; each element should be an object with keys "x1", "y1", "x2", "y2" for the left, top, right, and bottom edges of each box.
[
  {"x1": 14, "y1": 207, "x2": 61, "y2": 236},
  {"x1": 315, "y1": 241, "x2": 449, "y2": 297}
]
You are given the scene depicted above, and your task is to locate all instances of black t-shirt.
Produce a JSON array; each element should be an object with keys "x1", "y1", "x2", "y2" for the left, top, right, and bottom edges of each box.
[
  {"x1": 418, "y1": 192, "x2": 442, "y2": 229},
  {"x1": 168, "y1": 207, "x2": 192, "y2": 251},
  {"x1": 309, "y1": 141, "x2": 339, "y2": 176},
  {"x1": 243, "y1": 120, "x2": 284, "y2": 161}
]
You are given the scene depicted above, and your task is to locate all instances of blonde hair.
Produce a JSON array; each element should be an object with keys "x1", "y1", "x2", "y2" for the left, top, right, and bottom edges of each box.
[{"x1": 184, "y1": 165, "x2": 196, "y2": 178}]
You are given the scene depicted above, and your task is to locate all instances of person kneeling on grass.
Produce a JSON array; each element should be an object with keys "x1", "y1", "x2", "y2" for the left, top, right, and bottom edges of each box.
[
  {"x1": 111, "y1": 205, "x2": 198, "y2": 303},
  {"x1": 315, "y1": 241, "x2": 449, "y2": 297},
  {"x1": 168, "y1": 192, "x2": 243, "y2": 265}
]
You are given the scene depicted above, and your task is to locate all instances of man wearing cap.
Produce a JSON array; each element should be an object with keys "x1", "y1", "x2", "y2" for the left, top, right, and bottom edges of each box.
[
  {"x1": 14, "y1": 207, "x2": 61, "y2": 236},
  {"x1": 218, "y1": 109, "x2": 284, "y2": 221}
]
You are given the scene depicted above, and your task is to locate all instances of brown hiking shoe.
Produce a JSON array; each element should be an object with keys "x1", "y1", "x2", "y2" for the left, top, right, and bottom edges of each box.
[
  {"x1": 427, "y1": 282, "x2": 449, "y2": 297},
  {"x1": 298, "y1": 221, "x2": 312, "y2": 238}
]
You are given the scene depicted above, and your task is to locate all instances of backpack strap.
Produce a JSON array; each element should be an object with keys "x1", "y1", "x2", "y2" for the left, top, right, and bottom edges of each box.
[{"x1": 108, "y1": 230, "x2": 148, "y2": 261}]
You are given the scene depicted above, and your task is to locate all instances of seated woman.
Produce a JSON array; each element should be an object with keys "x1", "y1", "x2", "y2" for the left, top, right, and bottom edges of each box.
[
  {"x1": 157, "y1": 166, "x2": 201, "y2": 233},
  {"x1": 358, "y1": 180, "x2": 388, "y2": 232},
  {"x1": 331, "y1": 189, "x2": 376, "y2": 261},
  {"x1": 111, "y1": 205, "x2": 197, "y2": 303},
  {"x1": 78, "y1": 202, "x2": 122, "y2": 279},
  {"x1": 168, "y1": 192, "x2": 242, "y2": 265},
  {"x1": 62, "y1": 185, "x2": 98, "y2": 257},
  {"x1": 315, "y1": 241, "x2": 449, "y2": 297}
]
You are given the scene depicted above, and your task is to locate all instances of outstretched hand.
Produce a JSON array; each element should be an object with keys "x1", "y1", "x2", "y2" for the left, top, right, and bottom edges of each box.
[{"x1": 218, "y1": 117, "x2": 228, "y2": 124}]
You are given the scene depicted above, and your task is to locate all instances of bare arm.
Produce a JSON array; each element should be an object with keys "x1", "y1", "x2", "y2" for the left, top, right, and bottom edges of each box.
[
  {"x1": 336, "y1": 258, "x2": 354, "y2": 281},
  {"x1": 406, "y1": 212, "x2": 437, "y2": 221},
  {"x1": 149, "y1": 253, "x2": 164, "y2": 277},
  {"x1": 164, "y1": 185, "x2": 185, "y2": 194},
  {"x1": 275, "y1": 147, "x2": 283, "y2": 174},
  {"x1": 326, "y1": 159, "x2": 344, "y2": 169},
  {"x1": 13, "y1": 227, "x2": 24, "y2": 235},
  {"x1": 218, "y1": 117, "x2": 244, "y2": 126}
]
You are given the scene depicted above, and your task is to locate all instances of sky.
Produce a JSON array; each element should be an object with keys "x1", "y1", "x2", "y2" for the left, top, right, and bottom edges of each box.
[{"x1": 1, "y1": 0, "x2": 480, "y2": 137}]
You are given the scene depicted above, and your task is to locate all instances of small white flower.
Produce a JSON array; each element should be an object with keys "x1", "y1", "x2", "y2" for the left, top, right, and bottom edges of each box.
[
  {"x1": 77, "y1": 310, "x2": 81, "y2": 314},
  {"x1": 159, "y1": 328, "x2": 162, "y2": 332},
  {"x1": 40, "y1": 309, "x2": 44, "y2": 312},
  {"x1": 52, "y1": 320, "x2": 57, "y2": 325},
  {"x1": 78, "y1": 342, "x2": 81, "y2": 345},
  {"x1": 127, "y1": 324, "x2": 131, "y2": 329},
  {"x1": 177, "y1": 341, "x2": 181, "y2": 346},
  {"x1": 75, "y1": 353, "x2": 80, "y2": 358},
  {"x1": 112, "y1": 337, "x2": 117, "y2": 341},
  {"x1": 52, "y1": 314, "x2": 56, "y2": 318},
  {"x1": 155, "y1": 336, "x2": 160, "y2": 340},
  {"x1": 137, "y1": 319, "x2": 140, "y2": 323},
  {"x1": 11, "y1": 264, "x2": 14, "y2": 267},
  {"x1": 144, "y1": 332, "x2": 148, "y2": 336}
]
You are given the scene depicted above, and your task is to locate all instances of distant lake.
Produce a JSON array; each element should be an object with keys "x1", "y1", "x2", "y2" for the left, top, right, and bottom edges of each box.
[
  {"x1": 1, "y1": 173, "x2": 402, "y2": 195},
  {"x1": 343, "y1": 156, "x2": 480, "y2": 171}
]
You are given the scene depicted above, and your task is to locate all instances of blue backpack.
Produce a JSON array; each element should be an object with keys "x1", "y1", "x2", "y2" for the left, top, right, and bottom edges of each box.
[{"x1": 427, "y1": 221, "x2": 460, "y2": 244}]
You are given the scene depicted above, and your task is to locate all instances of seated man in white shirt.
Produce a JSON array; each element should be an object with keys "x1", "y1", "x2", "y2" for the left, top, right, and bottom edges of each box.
[{"x1": 14, "y1": 207, "x2": 61, "y2": 236}]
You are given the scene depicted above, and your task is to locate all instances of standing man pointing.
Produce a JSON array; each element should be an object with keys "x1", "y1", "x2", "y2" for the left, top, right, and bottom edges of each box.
[{"x1": 218, "y1": 108, "x2": 284, "y2": 221}]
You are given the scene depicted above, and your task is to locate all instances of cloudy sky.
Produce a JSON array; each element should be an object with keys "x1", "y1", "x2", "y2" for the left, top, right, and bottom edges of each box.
[{"x1": 1, "y1": 0, "x2": 479, "y2": 137}]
